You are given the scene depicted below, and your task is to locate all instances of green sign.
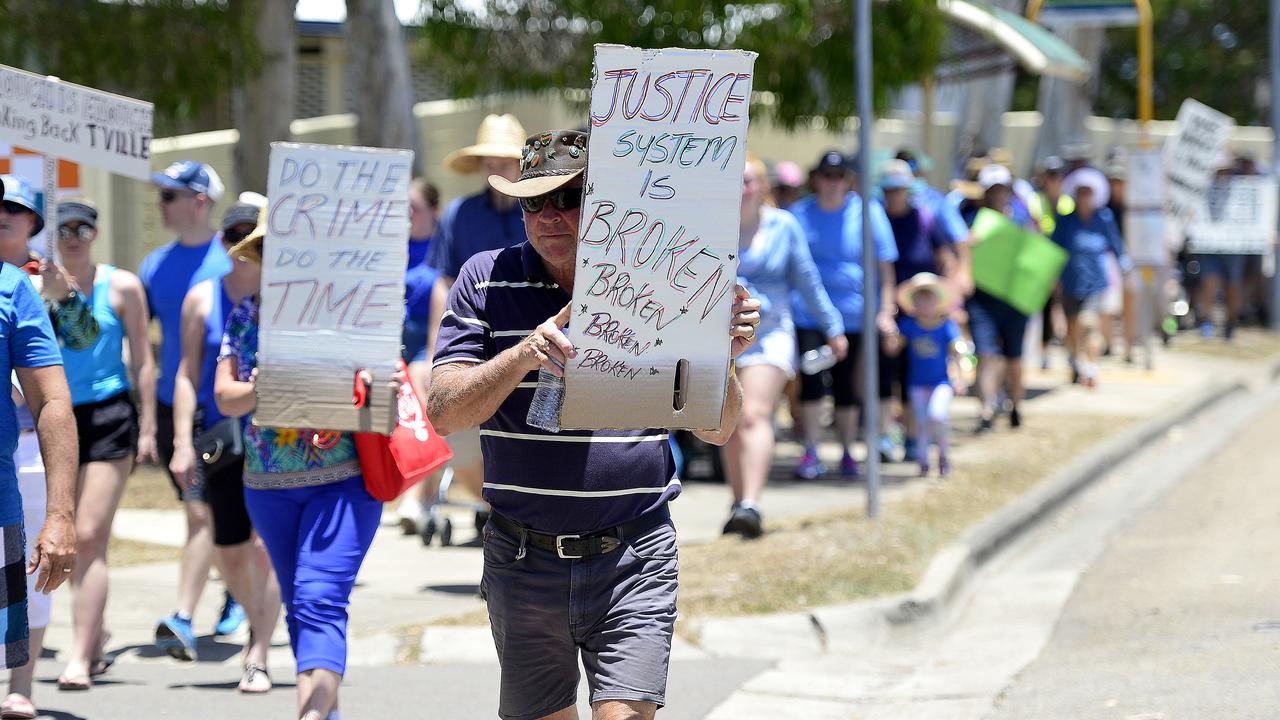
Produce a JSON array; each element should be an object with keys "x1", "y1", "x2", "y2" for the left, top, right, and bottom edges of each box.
[{"x1": 970, "y1": 209, "x2": 1068, "y2": 316}]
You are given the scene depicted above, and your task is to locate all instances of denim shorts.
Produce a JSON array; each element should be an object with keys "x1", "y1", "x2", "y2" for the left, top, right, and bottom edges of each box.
[{"x1": 481, "y1": 514, "x2": 679, "y2": 720}]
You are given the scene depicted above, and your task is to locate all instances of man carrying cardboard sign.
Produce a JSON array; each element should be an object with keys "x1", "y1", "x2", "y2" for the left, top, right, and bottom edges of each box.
[{"x1": 428, "y1": 130, "x2": 759, "y2": 720}]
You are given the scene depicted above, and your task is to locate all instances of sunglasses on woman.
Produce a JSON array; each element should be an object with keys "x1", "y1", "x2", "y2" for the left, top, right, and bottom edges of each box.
[
  {"x1": 58, "y1": 225, "x2": 95, "y2": 242},
  {"x1": 520, "y1": 187, "x2": 583, "y2": 214}
]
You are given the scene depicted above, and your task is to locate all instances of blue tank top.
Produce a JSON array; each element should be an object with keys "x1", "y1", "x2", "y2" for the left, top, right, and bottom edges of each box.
[
  {"x1": 199, "y1": 279, "x2": 234, "y2": 430},
  {"x1": 63, "y1": 265, "x2": 130, "y2": 406}
]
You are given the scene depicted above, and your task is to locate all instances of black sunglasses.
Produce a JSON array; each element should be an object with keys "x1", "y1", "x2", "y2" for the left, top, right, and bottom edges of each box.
[
  {"x1": 1, "y1": 201, "x2": 29, "y2": 215},
  {"x1": 223, "y1": 229, "x2": 249, "y2": 245},
  {"x1": 520, "y1": 187, "x2": 583, "y2": 215},
  {"x1": 159, "y1": 189, "x2": 197, "y2": 204}
]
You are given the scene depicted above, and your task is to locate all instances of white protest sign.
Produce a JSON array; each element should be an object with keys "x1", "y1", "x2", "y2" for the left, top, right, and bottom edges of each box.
[
  {"x1": 1125, "y1": 148, "x2": 1168, "y2": 266},
  {"x1": 1187, "y1": 176, "x2": 1279, "y2": 255},
  {"x1": 254, "y1": 142, "x2": 413, "y2": 433},
  {"x1": 562, "y1": 44, "x2": 757, "y2": 430},
  {"x1": 1162, "y1": 99, "x2": 1233, "y2": 227},
  {"x1": 0, "y1": 64, "x2": 153, "y2": 180}
]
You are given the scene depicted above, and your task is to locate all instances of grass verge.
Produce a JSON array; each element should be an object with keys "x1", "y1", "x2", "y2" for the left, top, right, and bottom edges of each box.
[
  {"x1": 121, "y1": 465, "x2": 182, "y2": 511},
  {"x1": 108, "y1": 535, "x2": 182, "y2": 566},
  {"x1": 676, "y1": 413, "x2": 1135, "y2": 617}
]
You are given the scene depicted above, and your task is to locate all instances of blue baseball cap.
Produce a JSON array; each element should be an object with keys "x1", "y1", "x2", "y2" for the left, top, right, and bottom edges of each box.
[
  {"x1": 151, "y1": 160, "x2": 225, "y2": 201},
  {"x1": 0, "y1": 174, "x2": 44, "y2": 236}
]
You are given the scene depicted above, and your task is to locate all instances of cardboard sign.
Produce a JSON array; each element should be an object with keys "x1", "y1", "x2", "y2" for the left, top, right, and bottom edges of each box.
[
  {"x1": 254, "y1": 142, "x2": 413, "y2": 433},
  {"x1": 561, "y1": 44, "x2": 757, "y2": 430},
  {"x1": 970, "y1": 208, "x2": 1068, "y2": 316},
  {"x1": 1187, "y1": 176, "x2": 1279, "y2": 255},
  {"x1": 1162, "y1": 99, "x2": 1233, "y2": 227},
  {"x1": 1125, "y1": 149, "x2": 1168, "y2": 266},
  {"x1": 0, "y1": 64, "x2": 153, "y2": 180}
]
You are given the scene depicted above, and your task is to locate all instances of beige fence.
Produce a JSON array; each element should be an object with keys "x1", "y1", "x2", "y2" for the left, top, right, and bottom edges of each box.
[{"x1": 79, "y1": 93, "x2": 1275, "y2": 273}]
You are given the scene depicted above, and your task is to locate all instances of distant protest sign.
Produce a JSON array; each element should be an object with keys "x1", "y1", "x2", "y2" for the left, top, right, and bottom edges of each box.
[
  {"x1": 1187, "y1": 176, "x2": 1279, "y2": 255},
  {"x1": 1125, "y1": 148, "x2": 1169, "y2": 266},
  {"x1": 1162, "y1": 99, "x2": 1233, "y2": 227},
  {"x1": 0, "y1": 63, "x2": 153, "y2": 180},
  {"x1": 561, "y1": 44, "x2": 757, "y2": 430},
  {"x1": 254, "y1": 142, "x2": 413, "y2": 433}
]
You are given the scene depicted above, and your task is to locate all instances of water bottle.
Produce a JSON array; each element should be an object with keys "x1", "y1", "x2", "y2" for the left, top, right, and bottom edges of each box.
[
  {"x1": 800, "y1": 345, "x2": 837, "y2": 375},
  {"x1": 526, "y1": 367, "x2": 565, "y2": 432}
]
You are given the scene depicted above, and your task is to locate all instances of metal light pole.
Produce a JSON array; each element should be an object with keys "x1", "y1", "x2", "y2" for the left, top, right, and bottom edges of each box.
[
  {"x1": 856, "y1": 0, "x2": 880, "y2": 518},
  {"x1": 1271, "y1": 0, "x2": 1280, "y2": 330}
]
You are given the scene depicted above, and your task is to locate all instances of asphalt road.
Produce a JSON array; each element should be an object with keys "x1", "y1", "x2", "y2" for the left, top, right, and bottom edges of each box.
[
  {"x1": 24, "y1": 657, "x2": 771, "y2": 719},
  {"x1": 990, "y1": 392, "x2": 1280, "y2": 719}
]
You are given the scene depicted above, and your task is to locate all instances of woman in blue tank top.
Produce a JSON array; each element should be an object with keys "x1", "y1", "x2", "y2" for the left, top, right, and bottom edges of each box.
[{"x1": 52, "y1": 199, "x2": 157, "y2": 690}]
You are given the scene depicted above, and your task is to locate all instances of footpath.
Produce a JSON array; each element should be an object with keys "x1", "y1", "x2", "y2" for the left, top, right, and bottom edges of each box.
[{"x1": 26, "y1": 337, "x2": 1280, "y2": 719}]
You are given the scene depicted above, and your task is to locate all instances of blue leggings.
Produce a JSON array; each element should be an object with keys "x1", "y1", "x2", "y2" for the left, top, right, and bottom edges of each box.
[{"x1": 244, "y1": 475, "x2": 382, "y2": 675}]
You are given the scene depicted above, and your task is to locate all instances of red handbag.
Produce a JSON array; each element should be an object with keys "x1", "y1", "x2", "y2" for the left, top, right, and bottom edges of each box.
[{"x1": 353, "y1": 362, "x2": 453, "y2": 502}]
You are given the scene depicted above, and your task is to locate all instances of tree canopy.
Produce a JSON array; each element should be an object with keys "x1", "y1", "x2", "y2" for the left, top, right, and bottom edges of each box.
[
  {"x1": 1095, "y1": 0, "x2": 1268, "y2": 125},
  {"x1": 419, "y1": 0, "x2": 946, "y2": 129},
  {"x1": 0, "y1": 0, "x2": 260, "y2": 134}
]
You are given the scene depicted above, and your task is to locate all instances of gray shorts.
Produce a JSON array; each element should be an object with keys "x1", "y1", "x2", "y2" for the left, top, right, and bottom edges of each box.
[{"x1": 481, "y1": 515, "x2": 679, "y2": 720}]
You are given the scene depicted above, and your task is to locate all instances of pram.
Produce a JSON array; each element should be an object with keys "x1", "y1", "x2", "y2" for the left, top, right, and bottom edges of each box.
[{"x1": 419, "y1": 467, "x2": 489, "y2": 547}]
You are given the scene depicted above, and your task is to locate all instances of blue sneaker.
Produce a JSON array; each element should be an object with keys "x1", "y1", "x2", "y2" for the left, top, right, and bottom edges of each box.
[
  {"x1": 794, "y1": 449, "x2": 826, "y2": 480},
  {"x1": 155, "y1": 613, "x2": 198, "y2": 662},
  {"x1": 214, "y1": 592, "x2": 246, "y2": 637},
  {"x1": 1199, "y1": 322, "x2": 1214, "y2": 339}
]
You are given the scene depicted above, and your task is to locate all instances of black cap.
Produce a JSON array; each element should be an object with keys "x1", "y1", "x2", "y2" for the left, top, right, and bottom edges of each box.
[
  {"x1": 57, "y1": 199, "x2": 98, "y2": 229},
  {"x1": 222, "y1": 202, "x2": 261, "y2": 231},
  {"x1": 813, "y1": 150, "x2": 847, "y2": 174}
]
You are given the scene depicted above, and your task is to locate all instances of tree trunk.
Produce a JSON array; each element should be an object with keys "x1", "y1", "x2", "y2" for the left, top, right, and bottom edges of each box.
[
  {"x1": 345, "y1": 0, "x2": 424, "y2": 174},
  {"x1": 232, "y1": 0, "x2": 297, "y2": 194},
  {"x1": 1034, "y1": 26, "x2": 1106, "y2": 165}
]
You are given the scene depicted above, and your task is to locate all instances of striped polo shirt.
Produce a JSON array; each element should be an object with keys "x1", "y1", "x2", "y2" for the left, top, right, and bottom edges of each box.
[{"x1": 433, "y1": 242, "x2": 680, "y2": 535}]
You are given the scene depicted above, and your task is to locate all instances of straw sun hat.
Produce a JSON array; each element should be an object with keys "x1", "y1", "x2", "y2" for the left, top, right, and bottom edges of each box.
[
  {"x1": 896, "y1": 272, "x2": 957, "y2": 317},
  {"x1": 443, "y1": 114, "x2": 528, "y2": 174}
]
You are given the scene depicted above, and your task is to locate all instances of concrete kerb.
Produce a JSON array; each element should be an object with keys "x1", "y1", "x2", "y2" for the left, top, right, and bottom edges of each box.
[
  {"x1": 885, "y1": 377, "x2": 1247, "y2": 625},
  {"x1": 692, "y1": 356, "x2": 1280, "y2": 660}
]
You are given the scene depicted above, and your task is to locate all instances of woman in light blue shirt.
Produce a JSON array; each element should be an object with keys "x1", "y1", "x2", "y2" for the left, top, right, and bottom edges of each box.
[{"x1": 721, "y1": 156, "x2": 846, "y2": 538}]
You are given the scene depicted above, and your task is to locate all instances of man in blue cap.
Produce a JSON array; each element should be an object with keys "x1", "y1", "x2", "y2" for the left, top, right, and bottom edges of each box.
[
  {"x1": 0, "y1": 173, "x2": 81, "y2": 686},
  {"x1": 138, "y1": 160, "x2": 242, "y2": 660}
]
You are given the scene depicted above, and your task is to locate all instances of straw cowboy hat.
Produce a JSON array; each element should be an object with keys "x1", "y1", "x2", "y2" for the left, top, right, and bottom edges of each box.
[
  {"x1": 488, "y1": 129, "x2": 588, "y2": 199},
  {"x1": 896, "y1": 272, "x2": 956, "y2": 317},
  {"x1": 443, "y1": 114, "x2": 528, "y2": 175},
  {"x1": 227, "y1": 207, "x2": 267, "y2": 265}
]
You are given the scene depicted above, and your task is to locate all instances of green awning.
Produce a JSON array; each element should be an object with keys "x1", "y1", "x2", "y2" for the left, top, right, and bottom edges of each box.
[{"x1": 937, "y1": 0, "x2": 1092, "y2": 83}]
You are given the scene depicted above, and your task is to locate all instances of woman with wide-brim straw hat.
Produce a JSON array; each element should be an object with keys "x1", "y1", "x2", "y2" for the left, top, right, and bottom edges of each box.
[{"x1": 401, "y1": 113, "x2": 530, "y2": 541}]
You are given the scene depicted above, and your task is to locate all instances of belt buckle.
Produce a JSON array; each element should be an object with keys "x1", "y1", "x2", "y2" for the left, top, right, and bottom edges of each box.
[{"x1": 555, "y1": 534, "x2": 583, "y2": 559}]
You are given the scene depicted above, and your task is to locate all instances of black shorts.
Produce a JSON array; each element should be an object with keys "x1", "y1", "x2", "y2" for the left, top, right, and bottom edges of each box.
[
  {"x1": 157, "y1": 403, "x2": 205, "y2": 502},
  {"x1": 201, "y1": 455, "x2": 252, "y2": 547},
  {"x1": 72, "y1": 391, "x2": 138, "y2": 465},
  {"x1": 796, "y1": 329, "x2": 891, "y2": 406}
]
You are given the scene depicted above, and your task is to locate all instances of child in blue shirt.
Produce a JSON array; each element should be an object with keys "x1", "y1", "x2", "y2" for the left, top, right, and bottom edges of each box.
[{"x1": 887, "y1": 273, "x2": 966, "y2": 477}]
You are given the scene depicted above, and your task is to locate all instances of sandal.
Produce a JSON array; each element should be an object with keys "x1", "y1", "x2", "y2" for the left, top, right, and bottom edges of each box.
[
  {"x1": 238, "y1": 663, "x2": 272, "y2": 694},
  {"x1": 1, "y1": 693, "x2": 36, "y2": 719},
  {"x1": 89, "y1": 656, "x2": 114, "y2": 678},
  {"x1": 56, "y1": 674, "x2": 91, "y2": 692}
]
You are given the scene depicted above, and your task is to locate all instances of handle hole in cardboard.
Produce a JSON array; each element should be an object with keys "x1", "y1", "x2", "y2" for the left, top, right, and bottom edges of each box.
[{"x1": 672, "y1": 359, "x2": 690, "y2": 412}]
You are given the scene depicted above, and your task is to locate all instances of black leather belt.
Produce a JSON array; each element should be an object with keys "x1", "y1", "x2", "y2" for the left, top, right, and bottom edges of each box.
[{"x1": 490, "y1": 504, "x2": 671, "y2": 560}]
